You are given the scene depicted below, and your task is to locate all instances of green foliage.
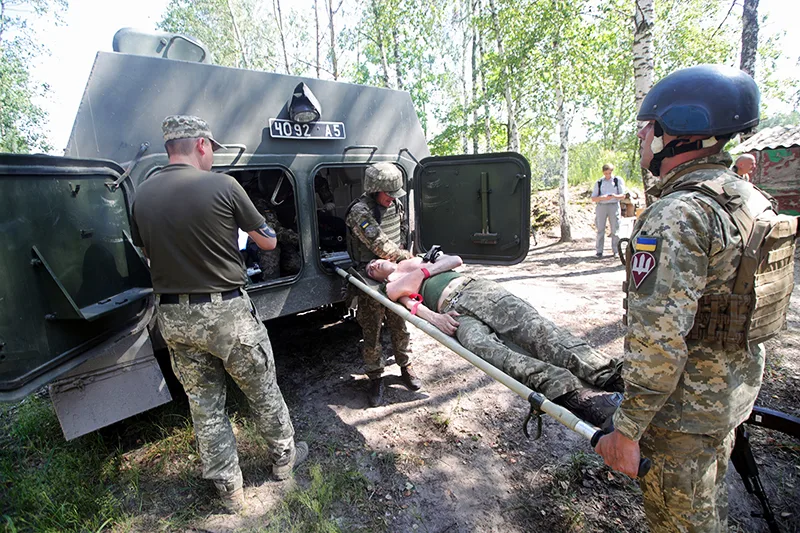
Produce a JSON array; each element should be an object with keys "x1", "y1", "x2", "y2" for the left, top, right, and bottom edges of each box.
[
  {"x1": 158, "y1": 0, "x2": 277, "y2": 71},
  {"x1": 760, "y1": 111, "x2": 800, "y2": 129},
  {"x1": 0, "y1": 0, "x2": 65, "y2": 153}
]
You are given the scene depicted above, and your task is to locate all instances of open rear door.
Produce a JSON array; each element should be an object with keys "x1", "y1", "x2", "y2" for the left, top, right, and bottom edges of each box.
[
  {"x1": 0, "y1": 154, "x2": 153, "y2": 402},
  {"x1": 413, "y1": 152, "x2": 531, "y2": 265}
]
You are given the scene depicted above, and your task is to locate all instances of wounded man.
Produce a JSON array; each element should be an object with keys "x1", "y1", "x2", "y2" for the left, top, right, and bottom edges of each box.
[{"x1": 366, "y1": 253, "x2": 623, "y2": 427}]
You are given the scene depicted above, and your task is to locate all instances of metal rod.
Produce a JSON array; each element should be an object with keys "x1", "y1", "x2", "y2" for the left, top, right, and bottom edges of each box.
[{"x1": 480, "y1": 171, "x2": 490, "y2": 234}]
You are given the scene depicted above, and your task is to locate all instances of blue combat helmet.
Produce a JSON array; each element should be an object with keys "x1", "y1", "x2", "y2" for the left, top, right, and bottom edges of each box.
[{"x1": 637, "y1": 64, "x2": 760, "y2": 175}]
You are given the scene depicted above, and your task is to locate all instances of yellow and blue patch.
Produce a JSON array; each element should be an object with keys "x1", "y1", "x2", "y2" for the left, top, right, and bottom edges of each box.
[
  {"x1": 360, "y1": 220, "x2": 371, "y2": 230},
  {"x1": 635, "y1": 236, "x2": 658, "y2": 252}
]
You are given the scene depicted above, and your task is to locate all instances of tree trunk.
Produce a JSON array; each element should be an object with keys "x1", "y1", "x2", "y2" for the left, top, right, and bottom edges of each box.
[
  {"x1": 327, "y1": 0, "x2": 339, "y2": 79},
  {"x1": 633, "y1": 0, "x2": 656, "y2": 205},
  {"x1": 477, "y1": 0, "x2": 491, "y2": 151},
  {"x1": 487, "y1": 0, "x2": 519, "y2": 152},
  {"x1": 226, "y1": 0, "x2": 250, "y2": 69},
  {"x1": 740, "y1": 0, "x2": 759, "y2": 78},
  {"x1": 461, "y1": 28, "x2": 469, "y2": 154},
  {"x1": 314, "y1": 0, "x2": 321, "y2": 78},
  {"x1": 371, "y1": 0, "x2": 391, "y2": 87},
  {"x1": 470, "y1": 0, "x2": 479, "y2": 154},
  {"x1": 273, "y1": 0, "x2": 291, "y2": 74},
  {"x1": 556, "y1": 83, "x2": 572, "y2": 243},
  {"x1": 392, "y1": 28, "x2": 404, "y2": 90}
]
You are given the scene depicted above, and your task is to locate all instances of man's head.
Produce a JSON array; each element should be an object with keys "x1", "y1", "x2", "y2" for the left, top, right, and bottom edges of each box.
[
  {"x1": 366, "y1": 258, "x2": 396, "y2": 281},
  {"x1": 602, "y1": 163, "x2": 614, "y2": 179},
  {"x1": 734, "y1": 154, "x2": 757, "y2": 179},
  {"x1": 162, "y1": 115, "x2": 224, "y2": 171},
  {"x1": 636, "y1": 65, "x2": 760, "y2": 177},
  {"x1": 364, "y1": 163, "x2": 406, "y2": 207}
]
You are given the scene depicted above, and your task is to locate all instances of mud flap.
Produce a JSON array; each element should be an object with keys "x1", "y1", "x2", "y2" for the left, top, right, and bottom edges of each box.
[{"x1": 49, "y1": 328, "x2": 172, "y2": 440}]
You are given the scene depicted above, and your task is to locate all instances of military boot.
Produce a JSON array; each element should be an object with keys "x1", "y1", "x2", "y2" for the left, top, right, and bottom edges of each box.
[
  {"x1": 400, "y1": 365, "x2": 422, "y2": 391},
  {"x1": 216, "y1": 483, "x2": 245, "y2": 513},
  {"x1": 367, "y1": 377, "x2": 385, "y2": 407},
  {"x1": 555, "y1": 389, "x2": 623, "y2": 428},
  {"x1": 273, "y1": 441, "x2": 309, "y2": 481}
]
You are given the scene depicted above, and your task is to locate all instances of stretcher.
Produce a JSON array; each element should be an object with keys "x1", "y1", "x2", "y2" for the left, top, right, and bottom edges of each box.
[{"x1": 330, "y1": 263, "x2": 651, "y2": 479}]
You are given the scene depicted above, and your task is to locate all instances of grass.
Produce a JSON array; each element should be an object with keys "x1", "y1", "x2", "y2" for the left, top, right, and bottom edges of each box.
[
  {"x1": 0, "y1": 392, "x2": 381, "y2": 533},
  {"x1": 256, "y1": 462, "x2": 373, "y2": 533},
  {"x1": 0, "y1": 396, "x2": 135, "y2": 533}
]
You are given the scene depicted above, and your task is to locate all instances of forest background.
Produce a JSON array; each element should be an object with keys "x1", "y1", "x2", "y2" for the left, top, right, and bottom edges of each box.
[{"x1": 2, "y1": 0, "x2": 799, "y2": 194}]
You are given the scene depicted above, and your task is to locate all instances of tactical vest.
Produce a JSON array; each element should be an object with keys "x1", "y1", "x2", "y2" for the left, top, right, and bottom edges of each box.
[
  {"x1": 345, "y1": 194, "x2": 405, "y2": 264},
  {"x1": 624, "y1": 166, "x2": 798, "y2": 348}
]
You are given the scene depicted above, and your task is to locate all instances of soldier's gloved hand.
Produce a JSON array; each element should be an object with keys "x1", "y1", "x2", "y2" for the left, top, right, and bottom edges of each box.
[{"x1": 322, "y1": 202, "x2": 337, "y2": 215}]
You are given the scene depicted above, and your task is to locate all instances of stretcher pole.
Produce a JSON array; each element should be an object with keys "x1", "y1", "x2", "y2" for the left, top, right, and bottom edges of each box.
[{"x1": 334, "y1": 266, "x2": 650, "y2": 478}]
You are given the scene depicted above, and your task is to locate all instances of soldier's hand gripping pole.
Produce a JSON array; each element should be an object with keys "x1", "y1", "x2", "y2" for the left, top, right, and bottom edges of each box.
[{"x1": 333, "y1": 264, "x2": 651, "y2": 479}]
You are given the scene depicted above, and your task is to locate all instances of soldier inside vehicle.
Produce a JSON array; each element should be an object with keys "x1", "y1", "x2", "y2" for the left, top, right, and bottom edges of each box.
[
  {"x1": 226, "y1": 168, "x2": 302, "y2": 285},
  {"x1": 313, "y1": 165, "x2": 393, "y2": 258}
]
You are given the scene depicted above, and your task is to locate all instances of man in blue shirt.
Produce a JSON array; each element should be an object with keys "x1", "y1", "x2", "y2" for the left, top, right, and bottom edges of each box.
[{"x1": 591, "y1": 163, "x2": 626, "y2": 258}]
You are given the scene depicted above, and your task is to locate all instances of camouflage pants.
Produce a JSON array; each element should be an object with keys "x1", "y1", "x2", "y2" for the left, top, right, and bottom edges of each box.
[
  {"x1": 356, "y1": 293, "x2": 411, "y2": 379},
  {"x1": 639, "y1": 426, "x2": 735, "y2": 533},
  {"x1": 156, "y1": 290, "x2": 295, "y2": 491},
  {"x1": 445, "y1": 278, "x2": 620, "y2": 399}
]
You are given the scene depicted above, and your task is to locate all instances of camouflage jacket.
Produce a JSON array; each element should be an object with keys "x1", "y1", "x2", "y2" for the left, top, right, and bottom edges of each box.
[
  {"x1": 345, "y1": 196, "x2": 411, "y2": 263},
  {"x1": 613, "y1": 152, "x2": 765, "y2": 440}
]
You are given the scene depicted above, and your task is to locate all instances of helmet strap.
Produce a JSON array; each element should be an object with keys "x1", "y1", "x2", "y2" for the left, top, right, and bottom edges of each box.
[{"x1": 648, "y1": 132, "x2": 721, "y2": 176}]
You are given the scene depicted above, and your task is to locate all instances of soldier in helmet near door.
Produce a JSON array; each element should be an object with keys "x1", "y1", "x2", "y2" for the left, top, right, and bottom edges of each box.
[
  {"x1": 595, "y1": 66, "x2": 797, "y2": 532},
  {"x1": 345, "y1": 163, "x2": 421, "y2": 406}
]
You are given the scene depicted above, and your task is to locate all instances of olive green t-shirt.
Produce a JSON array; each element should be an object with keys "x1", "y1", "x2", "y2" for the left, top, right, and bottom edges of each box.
[{"x1": 131, "y1": 164, "x2": 265, "y2": 293}]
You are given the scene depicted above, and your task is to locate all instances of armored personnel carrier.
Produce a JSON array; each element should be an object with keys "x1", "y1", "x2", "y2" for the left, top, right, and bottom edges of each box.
[{"x1": 0, "y1": 28, "x2": 531, "y2": 439}]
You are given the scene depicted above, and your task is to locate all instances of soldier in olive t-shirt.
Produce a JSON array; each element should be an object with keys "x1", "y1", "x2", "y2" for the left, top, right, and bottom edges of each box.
[
  {"x1": 131, "y1": 163, "x2": 265, "y2": 293},
  {"x1": 130, "y1": 115, "x2": 307, "y2": 513}
]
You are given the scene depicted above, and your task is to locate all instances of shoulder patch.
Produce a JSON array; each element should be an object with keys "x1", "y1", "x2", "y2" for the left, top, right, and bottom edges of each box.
[
  {"x1": 364, "y1": 225, "x2": 379, "y2": 239},
  {"x1": 360, "y1": 220, "x2": 370, "y2": 230},
  {"x1": 631, "y1": 251, "x2": 657, "y2": 288},
  {"x1": 634, "y1": 236, "x2": 658, "y2": 252}
]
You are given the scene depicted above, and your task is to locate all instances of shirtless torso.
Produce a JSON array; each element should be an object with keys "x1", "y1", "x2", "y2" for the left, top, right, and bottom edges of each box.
[{"x1": 366, "y1": 254, "x2": 464, "y2": 334}]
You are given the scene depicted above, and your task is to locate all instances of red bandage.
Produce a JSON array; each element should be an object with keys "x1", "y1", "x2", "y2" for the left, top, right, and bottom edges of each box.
[
  {"x1": 421, "y1": 267, "x2": 431, "y2": 279},
  {"x1": 409, "y1": 293, "x2": 423, "y2": 315}
]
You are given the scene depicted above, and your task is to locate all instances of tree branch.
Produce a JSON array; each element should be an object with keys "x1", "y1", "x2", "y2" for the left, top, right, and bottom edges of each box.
[{"x1": 712, "y1": 0, "x2": 737, "y2": 38}]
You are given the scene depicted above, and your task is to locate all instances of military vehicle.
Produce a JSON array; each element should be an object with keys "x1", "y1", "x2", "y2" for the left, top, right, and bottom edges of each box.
[{"x1": 0, "y1": 28, "x2": 532, "y2": 440}]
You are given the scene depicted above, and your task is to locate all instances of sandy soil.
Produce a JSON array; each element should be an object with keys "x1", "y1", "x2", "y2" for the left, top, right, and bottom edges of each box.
[{"x1": 180, "y1": 214, "x2": 799, "y2": 532}]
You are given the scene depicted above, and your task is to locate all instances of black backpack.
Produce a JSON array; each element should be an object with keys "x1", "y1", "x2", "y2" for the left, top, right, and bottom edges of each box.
[{"x1": 596, "y1": 177, "x2": 620, "y2": 196}]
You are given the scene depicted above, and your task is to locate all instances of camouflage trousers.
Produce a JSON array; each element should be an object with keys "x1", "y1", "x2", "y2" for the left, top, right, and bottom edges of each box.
[
  {"x1": 639, "y1": 426, "x2": 735, "y2": 533},
  {"x1": 156, "y1": 290, "x2": 295, "y2": 492},
  {"x1": 356, "y1": 293, "x2": 411, "y2": 379},
  {"x1": 444, "y1": 278, "x2": 621, "y2": 399}
]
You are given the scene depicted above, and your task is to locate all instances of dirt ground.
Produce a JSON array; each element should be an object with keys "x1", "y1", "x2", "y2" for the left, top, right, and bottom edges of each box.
[{"x1": 161, "y1": 213, "x2": 799, "y2": 533}]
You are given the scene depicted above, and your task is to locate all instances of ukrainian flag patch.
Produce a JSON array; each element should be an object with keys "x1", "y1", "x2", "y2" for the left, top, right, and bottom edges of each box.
[
  {"x1": 635, "y1": 236, "x2": 658, "y2": 252},
  {"x1": 360, "y1": 220, "x2": 370, "y2": 230}
]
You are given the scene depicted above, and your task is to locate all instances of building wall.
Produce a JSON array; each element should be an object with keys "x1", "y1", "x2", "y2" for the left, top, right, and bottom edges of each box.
[{"x1": 751, "y1": 146, "x2": 800, "y2": 215}]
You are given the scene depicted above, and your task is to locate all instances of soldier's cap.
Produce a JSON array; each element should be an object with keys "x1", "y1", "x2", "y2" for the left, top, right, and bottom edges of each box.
[
  {"x1": 162, "y1": 115, "x2": 224, "y2": 151},
  {"x1": 366, "y1": 163, "x2": 406, "y2": 198}
]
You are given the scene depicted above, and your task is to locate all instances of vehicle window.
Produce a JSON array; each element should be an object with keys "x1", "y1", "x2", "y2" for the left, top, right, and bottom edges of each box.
[
  {"x1": 228, "y1": 168, "x2": 302, "y2": 286},
  {"x1": 313, "y1": 164, "x2": 406, "y2": 260}
]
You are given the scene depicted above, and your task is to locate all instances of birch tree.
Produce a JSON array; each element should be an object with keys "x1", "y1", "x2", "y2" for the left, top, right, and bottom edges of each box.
[
  {"x1": 633, "y1": 0, "x2": 656, "y2": 203},
  {"x1": 740, "y1": 0, "x2": 758, "y2": 78},
  {"x1": 273, "y1": 0, "x2": 290, "y2": 74},
  {"x1": 326, "y1": 0, "x2": 342, "y2": 79}
]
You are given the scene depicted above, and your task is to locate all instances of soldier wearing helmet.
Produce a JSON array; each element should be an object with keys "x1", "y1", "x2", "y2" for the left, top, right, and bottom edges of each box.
[
  {"x1": 345, "y1": 162, "x2": 421, "y2": 406},
  {"x1": 595, "y1": 66, "x2": 774, "y2": 532}
]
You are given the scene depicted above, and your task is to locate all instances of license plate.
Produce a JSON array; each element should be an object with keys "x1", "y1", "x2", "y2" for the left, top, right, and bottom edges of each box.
[{"x1": 269, "y1": 118, "x2": 346, "y2": 140}]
